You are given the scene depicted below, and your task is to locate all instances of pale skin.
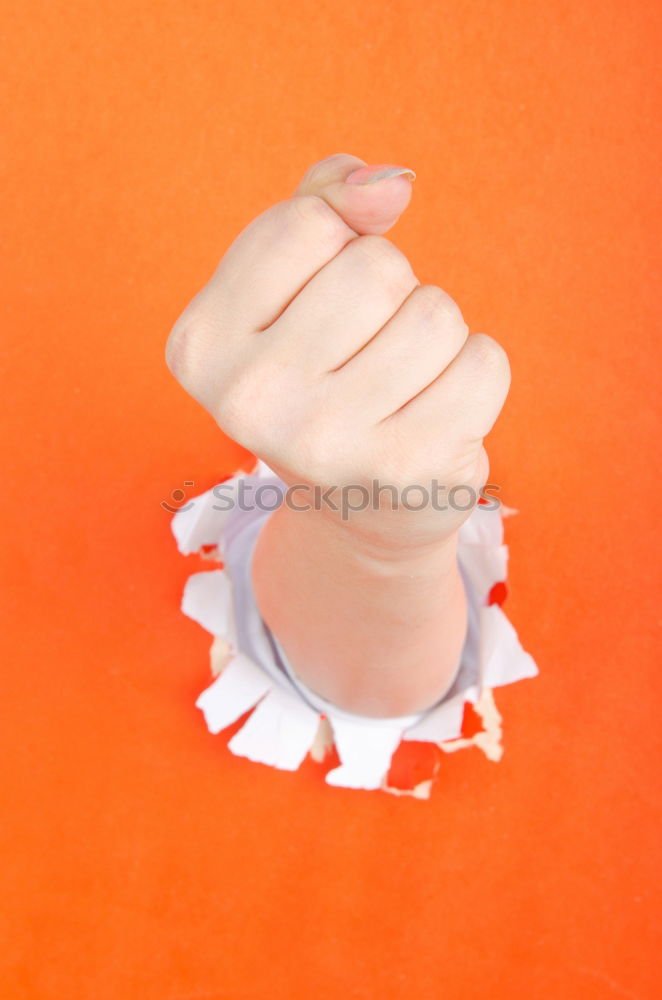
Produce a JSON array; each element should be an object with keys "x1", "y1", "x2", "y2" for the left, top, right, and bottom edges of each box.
[{"x1": 166, "y1": 153, "x2": 510, "y2": 717}]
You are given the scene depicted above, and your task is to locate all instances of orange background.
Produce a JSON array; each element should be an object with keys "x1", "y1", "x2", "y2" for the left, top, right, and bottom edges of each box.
[{"x1": 2, "y1": 1, "x2": 660, "y2": 997}]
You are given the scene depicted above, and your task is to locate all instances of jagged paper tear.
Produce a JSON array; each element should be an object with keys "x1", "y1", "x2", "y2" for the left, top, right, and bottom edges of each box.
[{"x1": 173, "y1": 461, "x2": 538, "y2": 798}]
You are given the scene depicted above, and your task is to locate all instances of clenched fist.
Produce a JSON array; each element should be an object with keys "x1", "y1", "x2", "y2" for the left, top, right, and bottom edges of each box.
[{"x1": 166, "y1": 153, "x2": 510, "y2": 552}]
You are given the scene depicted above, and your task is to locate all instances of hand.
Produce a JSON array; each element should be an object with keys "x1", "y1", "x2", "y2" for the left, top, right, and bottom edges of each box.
[{"x1": 166, "y1": 153, "x2": 510, "y2": 552}]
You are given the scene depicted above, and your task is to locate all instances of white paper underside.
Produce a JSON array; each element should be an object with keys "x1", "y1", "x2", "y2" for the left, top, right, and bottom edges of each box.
[{"x1": 173, "y1": 466, "x2": 538, "y2": 794}]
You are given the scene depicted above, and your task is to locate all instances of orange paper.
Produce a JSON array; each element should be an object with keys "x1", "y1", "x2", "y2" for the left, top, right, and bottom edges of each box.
[{"x1": 1, "y1": 1, "x2": 659, "y2": 997}]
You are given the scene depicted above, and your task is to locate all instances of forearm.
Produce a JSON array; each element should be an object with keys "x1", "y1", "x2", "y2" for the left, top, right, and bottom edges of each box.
[{"x1": 251, "y1": 504, "x2": 468, "y2": 717}]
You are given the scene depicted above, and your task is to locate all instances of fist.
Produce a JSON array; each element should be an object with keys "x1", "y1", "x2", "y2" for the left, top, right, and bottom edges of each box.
[{"x1": 166, "y1": 154, "x2": 510, "y2": 547}]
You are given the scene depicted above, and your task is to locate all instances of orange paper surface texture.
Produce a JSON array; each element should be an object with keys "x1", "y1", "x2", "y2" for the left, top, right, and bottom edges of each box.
[{"x1": 1, "y1": 1, "x2": 659, "y2": 998}]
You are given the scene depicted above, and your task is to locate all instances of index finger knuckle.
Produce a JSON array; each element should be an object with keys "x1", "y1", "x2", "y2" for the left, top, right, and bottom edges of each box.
[
  {"x1": 354, "y1": 235, "x2": 417, "y2": 298},
  {"x1": 288, "y1": 195, "x2": 351, "y2": 251}
]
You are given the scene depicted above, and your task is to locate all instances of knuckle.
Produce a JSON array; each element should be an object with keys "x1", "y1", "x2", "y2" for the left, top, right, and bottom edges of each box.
[
  {"x1": 289, "y1": 195, "x2": 349, "y2": 249},
  {"x1": 165, "y1": 320, "x2": 195, "y2": 382},
  {"x1": 215, "y1": 361, "x2": 261, "y2": 434},
  {"x1": 214, "y1": 350, "x2": 291, "y2": 450},
  {"x1": 165, "y1": 310, "x2": 222, "y2": 392},
  {"x1": 415, "y1": 285, "x2": 468, "y2": 334},
  {"x1": 354, "y1": 235, "x2": 416, "y2": 295},
  {"x1": 470, "y1": 333, "x2": 511, "y2": 382},
  {"x1": 297, "y1": 153, "x2": 348, "y2": 191},
  {"x1": 215, "y1": 380, "x2": 258, "y2": 447}
]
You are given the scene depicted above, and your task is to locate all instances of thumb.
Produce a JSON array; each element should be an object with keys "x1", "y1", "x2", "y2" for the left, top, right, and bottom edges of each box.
[{"x1": 294, "y1": 153, "x2": 416, "y2": 236}]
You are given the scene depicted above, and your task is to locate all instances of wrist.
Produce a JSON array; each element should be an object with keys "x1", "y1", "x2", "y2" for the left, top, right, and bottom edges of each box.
[
  {"x1": 262, "y1": 459, "x2": 478, "y2": 566},
  {"x1": 252, "y1": 500, "x2": 468, "y2": 717},
  {"x1": 260, "y1": 501, "x2": 462, "y2": 579}
]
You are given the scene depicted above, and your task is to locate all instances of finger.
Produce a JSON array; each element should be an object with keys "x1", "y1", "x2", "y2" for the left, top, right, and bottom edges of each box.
[
  {"x1": 295, "y1": 152, "x2": 416, "y2": 235},
  {"x1": 386, "y1": 332, "x2": 511, "y2": 447},
  {"x1": 206, "y1": 152, "x2": 415, "y2": 331},
  {"x1": 331, "y1": 285, "x2": 469, "y2": 421},
  {"x1": 191, "y1": 193, "x2": 357, "y2": 335},
  {"x1": 266, "y1": 234, "x2": 419, "y2": 372},
  {"x1": 166, "y1": 153, "x2": 415, "y2": 395}
]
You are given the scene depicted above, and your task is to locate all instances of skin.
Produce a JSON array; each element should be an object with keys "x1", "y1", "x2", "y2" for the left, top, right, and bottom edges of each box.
[{"x1": 166, "y1": 153, "x2": 511, "y2": 717}]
